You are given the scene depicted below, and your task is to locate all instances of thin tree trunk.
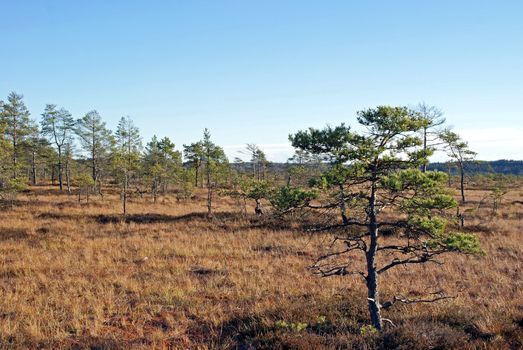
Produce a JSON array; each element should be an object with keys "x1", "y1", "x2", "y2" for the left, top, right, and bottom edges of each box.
[
  {"x1": 200, "y1": 165, "x2": 205, "y2": 189},
  {"x1": 460, "y1": 164, "x2": 465, "y2": 203},
  {"x1": 195, "y1": 164, "x2": 199, "y2": 187},
  {"x1": 447, "y1": 163, "x2": 452, "y2": 187},
  {"x1": 58, "y1": 146, "x2": 63, "y2": 190},
  {"x1": 92, "y1": 131, "x2": 97, "y2": 181},
  {"x1": 153, "y1": 178, "x2": 158, "y2": 203},
  {"x1": 339, "y1": 184, "x2": 349, "y2": 225},
  {"x1": 92, "y1": 156, "x2": 97, "y2": 181},
  {"x1": 207, "y1": 187, "x2": 213, "y2": 219},
  {"x1": 51, "y1": 166, "x2": 56, "y2": 186},
  {"x1": 123, "y1": 172, "x2": 128, "y2": 215},
  {"x1": 422, "y1": 127, "x2": 427, "y2": 173},
  {"x1": 92, "y1": 143, "x2": 100, "y2": 195},
  {"x1": 65, "y1": 160, "x2": 71, "y2": 194},
  {"x1": 12, "y1": 117, "x2": 17, "y2": 179},
  {"x1": 366, "y1": 173, "x2": 383, "y2": 331},
  {"x1": 206, "y1": 165, "x2": 212, "y2": 218},
  {"x1": 31, "y1": 151, "x2": 37, "y2": 185}
]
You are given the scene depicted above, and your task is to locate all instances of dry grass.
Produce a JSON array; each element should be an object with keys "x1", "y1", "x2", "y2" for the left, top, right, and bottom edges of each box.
[{"x1": 0, "y1": 184, "x2": 521, "y2": 349}]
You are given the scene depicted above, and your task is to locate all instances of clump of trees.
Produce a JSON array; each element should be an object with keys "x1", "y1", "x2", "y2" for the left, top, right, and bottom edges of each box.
[
  {"x1": 0, "y1": 92, "x2": 232, "y2": 215},
  {"x1": 142, "y1": 136, "x2": 182, "y2": 203}
]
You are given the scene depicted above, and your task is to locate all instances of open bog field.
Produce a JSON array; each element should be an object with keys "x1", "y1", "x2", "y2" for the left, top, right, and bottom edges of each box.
[{"x1": 0, "y1": 185, "x2": 522, "y2": 349}]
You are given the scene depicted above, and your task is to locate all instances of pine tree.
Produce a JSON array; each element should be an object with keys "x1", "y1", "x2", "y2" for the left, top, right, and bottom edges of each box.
[
  {"x1": 113, "y1": 116, "x2": 142, "y2": 215},
  {"x1": 75, "y1": 110, "x2": 113, "y2": 190},
  {"x1": 201, "y1": 129, "x2": 228, "y2": 218},
  {"x1": 440, "y1": 129, "x2": 476, "y2": 203},
  {"x1": 40, "y1": 104, "x2": 75, "y2": 191},
  {"x1": 1, "y1": 92, "x2": 31, "y2": 180},
  {"x1": 291, "y1": 106, "x2": 481, "y2": 331},
  {"x1": 183, "y1": 141, "x2": 205, "y2": 188}
]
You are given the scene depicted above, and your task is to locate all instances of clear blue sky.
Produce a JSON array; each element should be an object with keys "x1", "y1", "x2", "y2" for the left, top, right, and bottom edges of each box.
[{"x1": 1, "y1": 0, "x2": 522, "y2": 161}]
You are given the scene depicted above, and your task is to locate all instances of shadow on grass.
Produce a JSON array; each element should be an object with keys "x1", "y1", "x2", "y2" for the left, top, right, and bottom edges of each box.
[
  {"x1": 92, "y1": 212, "x2": 309, "y2": 233},
  {"x1": 179, "y1": 293, "x2": 369, "y2": 349},
  {"x1": 1, "y1": 198, "x2": 53, "y2": 209},
  {"x1": 0, "y1": 228, "x2": 29, "y2": 241},
  {"x1": 32, "y1": 210, "x2": 309, "y2": 236},
  {"x1": 181, "y1": 299, "x2": 520, "y2": 350},
  {"x1": 94, "y1": 212, "x2": 241, "y2": 224}
]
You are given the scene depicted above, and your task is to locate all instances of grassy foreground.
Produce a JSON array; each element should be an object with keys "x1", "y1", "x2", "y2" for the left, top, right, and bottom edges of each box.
[{"x1": 0, "y1": 185, "x2": 521, "y2": 349}]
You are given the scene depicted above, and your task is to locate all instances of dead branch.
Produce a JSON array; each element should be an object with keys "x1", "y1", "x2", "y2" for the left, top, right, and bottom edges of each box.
[{"x1": 381, "y1": 291, "x2": 455, "y2": 310}]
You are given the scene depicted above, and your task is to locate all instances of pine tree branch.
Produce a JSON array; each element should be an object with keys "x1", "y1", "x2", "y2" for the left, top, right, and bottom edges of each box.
[{"x1": 381, "y1": 291, "x2": 454, "y2": 310}]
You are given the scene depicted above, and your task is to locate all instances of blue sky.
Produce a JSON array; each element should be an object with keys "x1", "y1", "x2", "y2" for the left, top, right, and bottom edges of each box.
[{"x1": 1, "y1": 0, "x2": 522, "y2": 161}]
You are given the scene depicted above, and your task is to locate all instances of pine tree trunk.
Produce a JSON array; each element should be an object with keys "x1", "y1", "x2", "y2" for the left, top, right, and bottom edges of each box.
[
  {"x1": 422, "y1": 128, "x2": 428, "y2": 173},
  {"x1": 92, "y1": 132, "x2": 97, "y2": 182},
  {"x1": 366, "y1": 175, "x2": 383, "y2": 331},
  {"x1": 92, "y1": 157, "x2": 97, "y2": 182},
  {"x1": 65, "y1": 161, "x2": 71, "y2": 194},
  {"x1": 195, "y1": 164, "x2": 199, "y2": 187},
  {"x1": 123, "y1": 172, "x2": 128, "y2": 215},
  {"x1": 153, "y1": 179, "x2": 158, "y2": 203},
  {"x1": 206, "y1": 166, "x2": 212, "y2": 218},
  {"x1": 339, "y1": 184, "x2": 349, "y2": 225},
  {"x1": 207, "y1": 187, "x2": 213, "y2": 219},
  {"x1": 58, "y1": 146, "x2": 63, "y2": 191},
  {"x1": 460, "y1": 164, "x2": 465, "y2": 203},
  {"x1": 51, "y1": 166, "x2": 56, "y2": 186},
  {"x1": 12, "y1": 117, "x2": 17, "y2": 179},
  {"x1": 31, "y1": 151, "x2": 37, "y2": 185}
]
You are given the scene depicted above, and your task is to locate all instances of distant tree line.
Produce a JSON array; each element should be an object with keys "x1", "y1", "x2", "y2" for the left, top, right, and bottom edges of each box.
[
  {"x1": 428, "y1": 159, "x2": 523, "y2": 176},
  {"x1": 0, "y1": 92, "x2": 493, "y2": 211}
]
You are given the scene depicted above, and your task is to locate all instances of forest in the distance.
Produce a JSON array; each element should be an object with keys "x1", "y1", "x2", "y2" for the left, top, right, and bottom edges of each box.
[{"x1": 1, "y1": 91, "x2": 516, "y2": 205}]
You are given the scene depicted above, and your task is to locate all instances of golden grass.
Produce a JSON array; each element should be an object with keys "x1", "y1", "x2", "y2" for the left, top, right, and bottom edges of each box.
[{"x1": 0, "y1": 185, "x2": 521, "y2": 349}]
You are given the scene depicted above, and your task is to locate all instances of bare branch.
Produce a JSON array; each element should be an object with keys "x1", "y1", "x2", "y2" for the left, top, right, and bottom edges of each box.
[
  {"x1": 382, "y1": 318, "x2": 396, "y2": 327},
  {"x1": 381, "y1": 291, "x2": 455, "y2": 310},
  {"x1": 310, "y1": 265, "x2": 367, "y2": 280},
  {"x1": 377, "y1": 251, "x2": 445, "y2": 274},
  {"x1": 307, "y1": 219, "x2": 370, "y2": 233}
]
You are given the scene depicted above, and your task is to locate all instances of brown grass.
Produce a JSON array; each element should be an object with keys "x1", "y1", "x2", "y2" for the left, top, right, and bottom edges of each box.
[{"x1": 0, "y1": 185, "x2": 521, "y2": 349}]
